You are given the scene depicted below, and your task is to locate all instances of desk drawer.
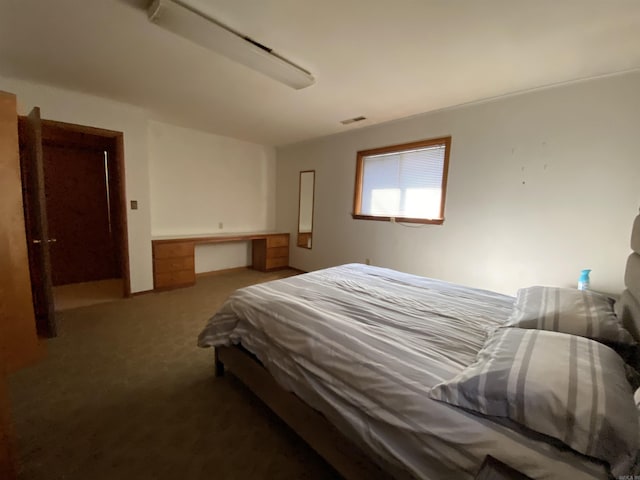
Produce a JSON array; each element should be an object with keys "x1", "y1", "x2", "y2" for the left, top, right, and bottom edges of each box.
[
  {"x1": 267, "y1": 246, "x2": 289, "y2": 259},
  {"x1": 153, "y1": 242, "x2": 193, "y2": 259},
  {"x1": 154, "y1": 256, "x2": 195, "y2": 274},
  {"x1": 154, "y1": 270, "x2": 195, "y2": 289},
  {"x1": 267, "y1": 235, "x2": 289, "y2": 248},
  {"x1": 265, "y1": 257, "x2": 288, "y2": 270}
]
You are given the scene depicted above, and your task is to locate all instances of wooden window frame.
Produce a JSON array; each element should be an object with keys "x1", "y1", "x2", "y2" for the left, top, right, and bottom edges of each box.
[{"x1": 352, "y1": 136, "x2": 451, "y2": 225}]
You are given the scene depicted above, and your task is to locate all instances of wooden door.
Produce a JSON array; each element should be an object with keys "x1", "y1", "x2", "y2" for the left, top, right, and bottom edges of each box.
[
  {"x1": 21, "y1": 107, "x2": 56, "y2": 338},
  {"x1": 0, "y1": 91, "x2": 42, "y2": 370},
  {"x1": 44, "y1": 145, "x2": 117, "y2": 285}
]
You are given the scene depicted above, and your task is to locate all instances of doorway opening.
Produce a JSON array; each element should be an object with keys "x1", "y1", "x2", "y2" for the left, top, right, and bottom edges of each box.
[{"x1": 19, "y1": 118, "x2": 130, "y2": 319}]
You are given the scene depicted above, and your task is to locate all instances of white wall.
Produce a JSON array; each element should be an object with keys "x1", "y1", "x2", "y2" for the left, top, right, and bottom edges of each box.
[
  {"x1": 148, "y1": 120, "x2": 276, "y2": 272},
  {"x1": 0, "y1": 75, "x2": 154, "y2": 293},
  {"x1": 277, "y1": 71, "x2": 640, "y2": 296}
]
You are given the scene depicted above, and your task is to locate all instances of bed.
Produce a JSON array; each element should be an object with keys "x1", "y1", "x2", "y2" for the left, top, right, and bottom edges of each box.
[{"x1": 198, "y1": 212, "x2": 640, "y2": 479}]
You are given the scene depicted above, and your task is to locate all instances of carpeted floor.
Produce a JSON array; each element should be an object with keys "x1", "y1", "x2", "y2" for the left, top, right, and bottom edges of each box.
[
  {"x1": 53, "y1": 278, "x2": 124, "y2": 311},
  {"x1": 8, "y1": 268, "x2": 339, "y2": 480}
]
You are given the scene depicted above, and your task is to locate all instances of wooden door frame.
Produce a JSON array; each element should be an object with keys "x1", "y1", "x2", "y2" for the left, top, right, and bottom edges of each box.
[{"x1": 37, "y1": 119, "x2": 131, "y2": 297}]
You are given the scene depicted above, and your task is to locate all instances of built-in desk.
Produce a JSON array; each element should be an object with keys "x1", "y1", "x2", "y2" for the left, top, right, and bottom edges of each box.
[{"x1": 151, "y1": 232, "x2": 290, "y2": 290}]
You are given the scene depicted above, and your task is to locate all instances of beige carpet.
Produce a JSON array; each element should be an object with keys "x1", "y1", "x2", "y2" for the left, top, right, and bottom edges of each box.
[
  {"x1": 53, "y1": 279, "x2": 124, "y2": 311},
  {"x1": 8, "y1": 268, "x2": 339, "y2": 480}
]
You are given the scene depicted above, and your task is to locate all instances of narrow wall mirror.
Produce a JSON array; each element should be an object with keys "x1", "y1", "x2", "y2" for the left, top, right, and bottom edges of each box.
[{"x1": 297, "y1": 170, "x2": 315, "y2": 249}]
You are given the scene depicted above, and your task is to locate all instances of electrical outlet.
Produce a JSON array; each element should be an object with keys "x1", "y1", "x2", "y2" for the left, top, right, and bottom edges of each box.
[
  {"x1": 130, "y1": 200, "x2": 138, "y2": 210},
  {"x1": 218, "y1": 222, "x2": 223, "y2": 230},
  {"x1": 365, "y1": 258, "x2": 371, "y2": 265}
]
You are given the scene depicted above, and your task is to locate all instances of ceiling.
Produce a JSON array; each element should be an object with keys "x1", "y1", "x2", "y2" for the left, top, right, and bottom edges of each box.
[{"x1": 1, "y1": 0, "x2": 639, "y2": 146}]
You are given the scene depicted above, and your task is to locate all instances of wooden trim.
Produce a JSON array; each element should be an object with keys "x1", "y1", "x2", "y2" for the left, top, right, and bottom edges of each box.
[
  {"x1": 131, "y1": 289, "x2": 154, "y2": 297},
  {"x1": 351, "y1": 214, "x2": 444, "y2": 225},
  {"x1": 113, "y1": 134, "x2": 131, "y2": 297},
  {"x1": 41, "y1": 119, "x2": 122, "y2": 139},
  {"x1": 196, "y1": 266, "x2": 250, "y2": 278},
  {"x1": 352, "y1": 136, "x2": 451, "y2": 224},
  {"x1": 287, "y1": 267, "x2": 308, "y2": 274},
  {"x1": 217, "y1": 346, "x2": 394, "y2": 480},
  {"x1": 22, "y1": 117, "x2": 132, "y2": 298},
  {"x1": 439, "y1": 137, "x2": 452, "y2": 221},
  {"x1": 357, "y1": 137, "x2": 450, "y2": 158},
  {"x1": 353, "y1": 153, "x2": 365, "y2": 217}
]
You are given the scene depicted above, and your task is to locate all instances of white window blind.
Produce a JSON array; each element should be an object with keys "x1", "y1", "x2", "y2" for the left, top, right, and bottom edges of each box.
[{"x1": 360, "y1": 143, "x2": 446, "y2": 219}]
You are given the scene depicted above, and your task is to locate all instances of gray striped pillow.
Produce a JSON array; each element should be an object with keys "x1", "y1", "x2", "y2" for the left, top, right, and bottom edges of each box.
[
  {"x1": 505, "y1": 286, "x2": 635, "y2": 346},
  {"x1": 429, "y1": 328, "x2": 638, "y2": 476}
]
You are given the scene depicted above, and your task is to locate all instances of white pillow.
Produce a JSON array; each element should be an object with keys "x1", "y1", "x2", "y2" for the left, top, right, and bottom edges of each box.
[
  {"x1": 505, "y1": 286, "x2": 634, "y2": 346},
  {"x1": 430, "y1": 328, "x2": 638, "y2": 476}
]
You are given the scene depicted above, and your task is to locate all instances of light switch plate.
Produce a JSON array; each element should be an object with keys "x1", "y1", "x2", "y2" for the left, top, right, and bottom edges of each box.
[{"x1": 130, "y1": 200, "x2": 138, "y2": 210}]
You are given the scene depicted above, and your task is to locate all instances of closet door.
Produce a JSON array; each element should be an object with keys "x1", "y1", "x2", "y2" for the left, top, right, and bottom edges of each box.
[
  {"x1": 44, "y1": 145, "x2": 117, "y2": 285},
  {"x1": 20, "y1": 107, "x2": 56, "y2": 337}
]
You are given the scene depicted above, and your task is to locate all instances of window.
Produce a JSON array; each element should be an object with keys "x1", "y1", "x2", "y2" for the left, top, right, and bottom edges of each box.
[{"x1": 352, "y1": 136, "x2": 451, "y2": 225}]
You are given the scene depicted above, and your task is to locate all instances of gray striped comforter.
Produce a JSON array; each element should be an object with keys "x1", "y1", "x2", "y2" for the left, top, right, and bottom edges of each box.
[{"x1": 198, "y1": 264, "x2": 608, "y2": 479}]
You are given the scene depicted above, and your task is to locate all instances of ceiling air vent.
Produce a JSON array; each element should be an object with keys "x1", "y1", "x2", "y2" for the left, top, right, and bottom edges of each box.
[{"x1": 340, "y1": 116, "x2": 366, "y2": 125}]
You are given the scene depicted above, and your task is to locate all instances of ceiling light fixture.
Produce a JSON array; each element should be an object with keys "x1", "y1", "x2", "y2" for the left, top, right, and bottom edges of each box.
[{"x1": 148, "y1": 0, "x2": 315, "y2": 90}]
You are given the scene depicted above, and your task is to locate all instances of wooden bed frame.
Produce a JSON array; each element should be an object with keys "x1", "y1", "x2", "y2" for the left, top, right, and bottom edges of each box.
[
  {"x1": 212, "y1": 210, "x2": 640, "y2": 480},
  {"x1": 214, "y1": 346, "x2": 396, "y2": 480}
]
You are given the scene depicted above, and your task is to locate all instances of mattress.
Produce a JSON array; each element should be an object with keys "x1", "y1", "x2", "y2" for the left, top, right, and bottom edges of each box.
[{"x1": 198, "y1": 264, "x2": 607, "y2": 479}]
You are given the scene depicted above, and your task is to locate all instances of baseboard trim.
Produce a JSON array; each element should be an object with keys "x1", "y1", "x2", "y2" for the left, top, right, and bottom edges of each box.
[
  {"x1": 131, "y1": 289, "x2": 154, "y2": 297},
  {"x1": 288, "y1": 267, "x2": 308, "y2": 274},
  {"x1": 148, "y1": 266, "x2": 299, "y2": 294},
  {"x1": 196, "y1": 266, "x2": 251, "y2": 278}
]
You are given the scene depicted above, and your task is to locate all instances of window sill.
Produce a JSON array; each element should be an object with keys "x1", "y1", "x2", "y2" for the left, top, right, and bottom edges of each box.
[{"x1": 351, "y1": 214, "x2": 444, "y2": 225}]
